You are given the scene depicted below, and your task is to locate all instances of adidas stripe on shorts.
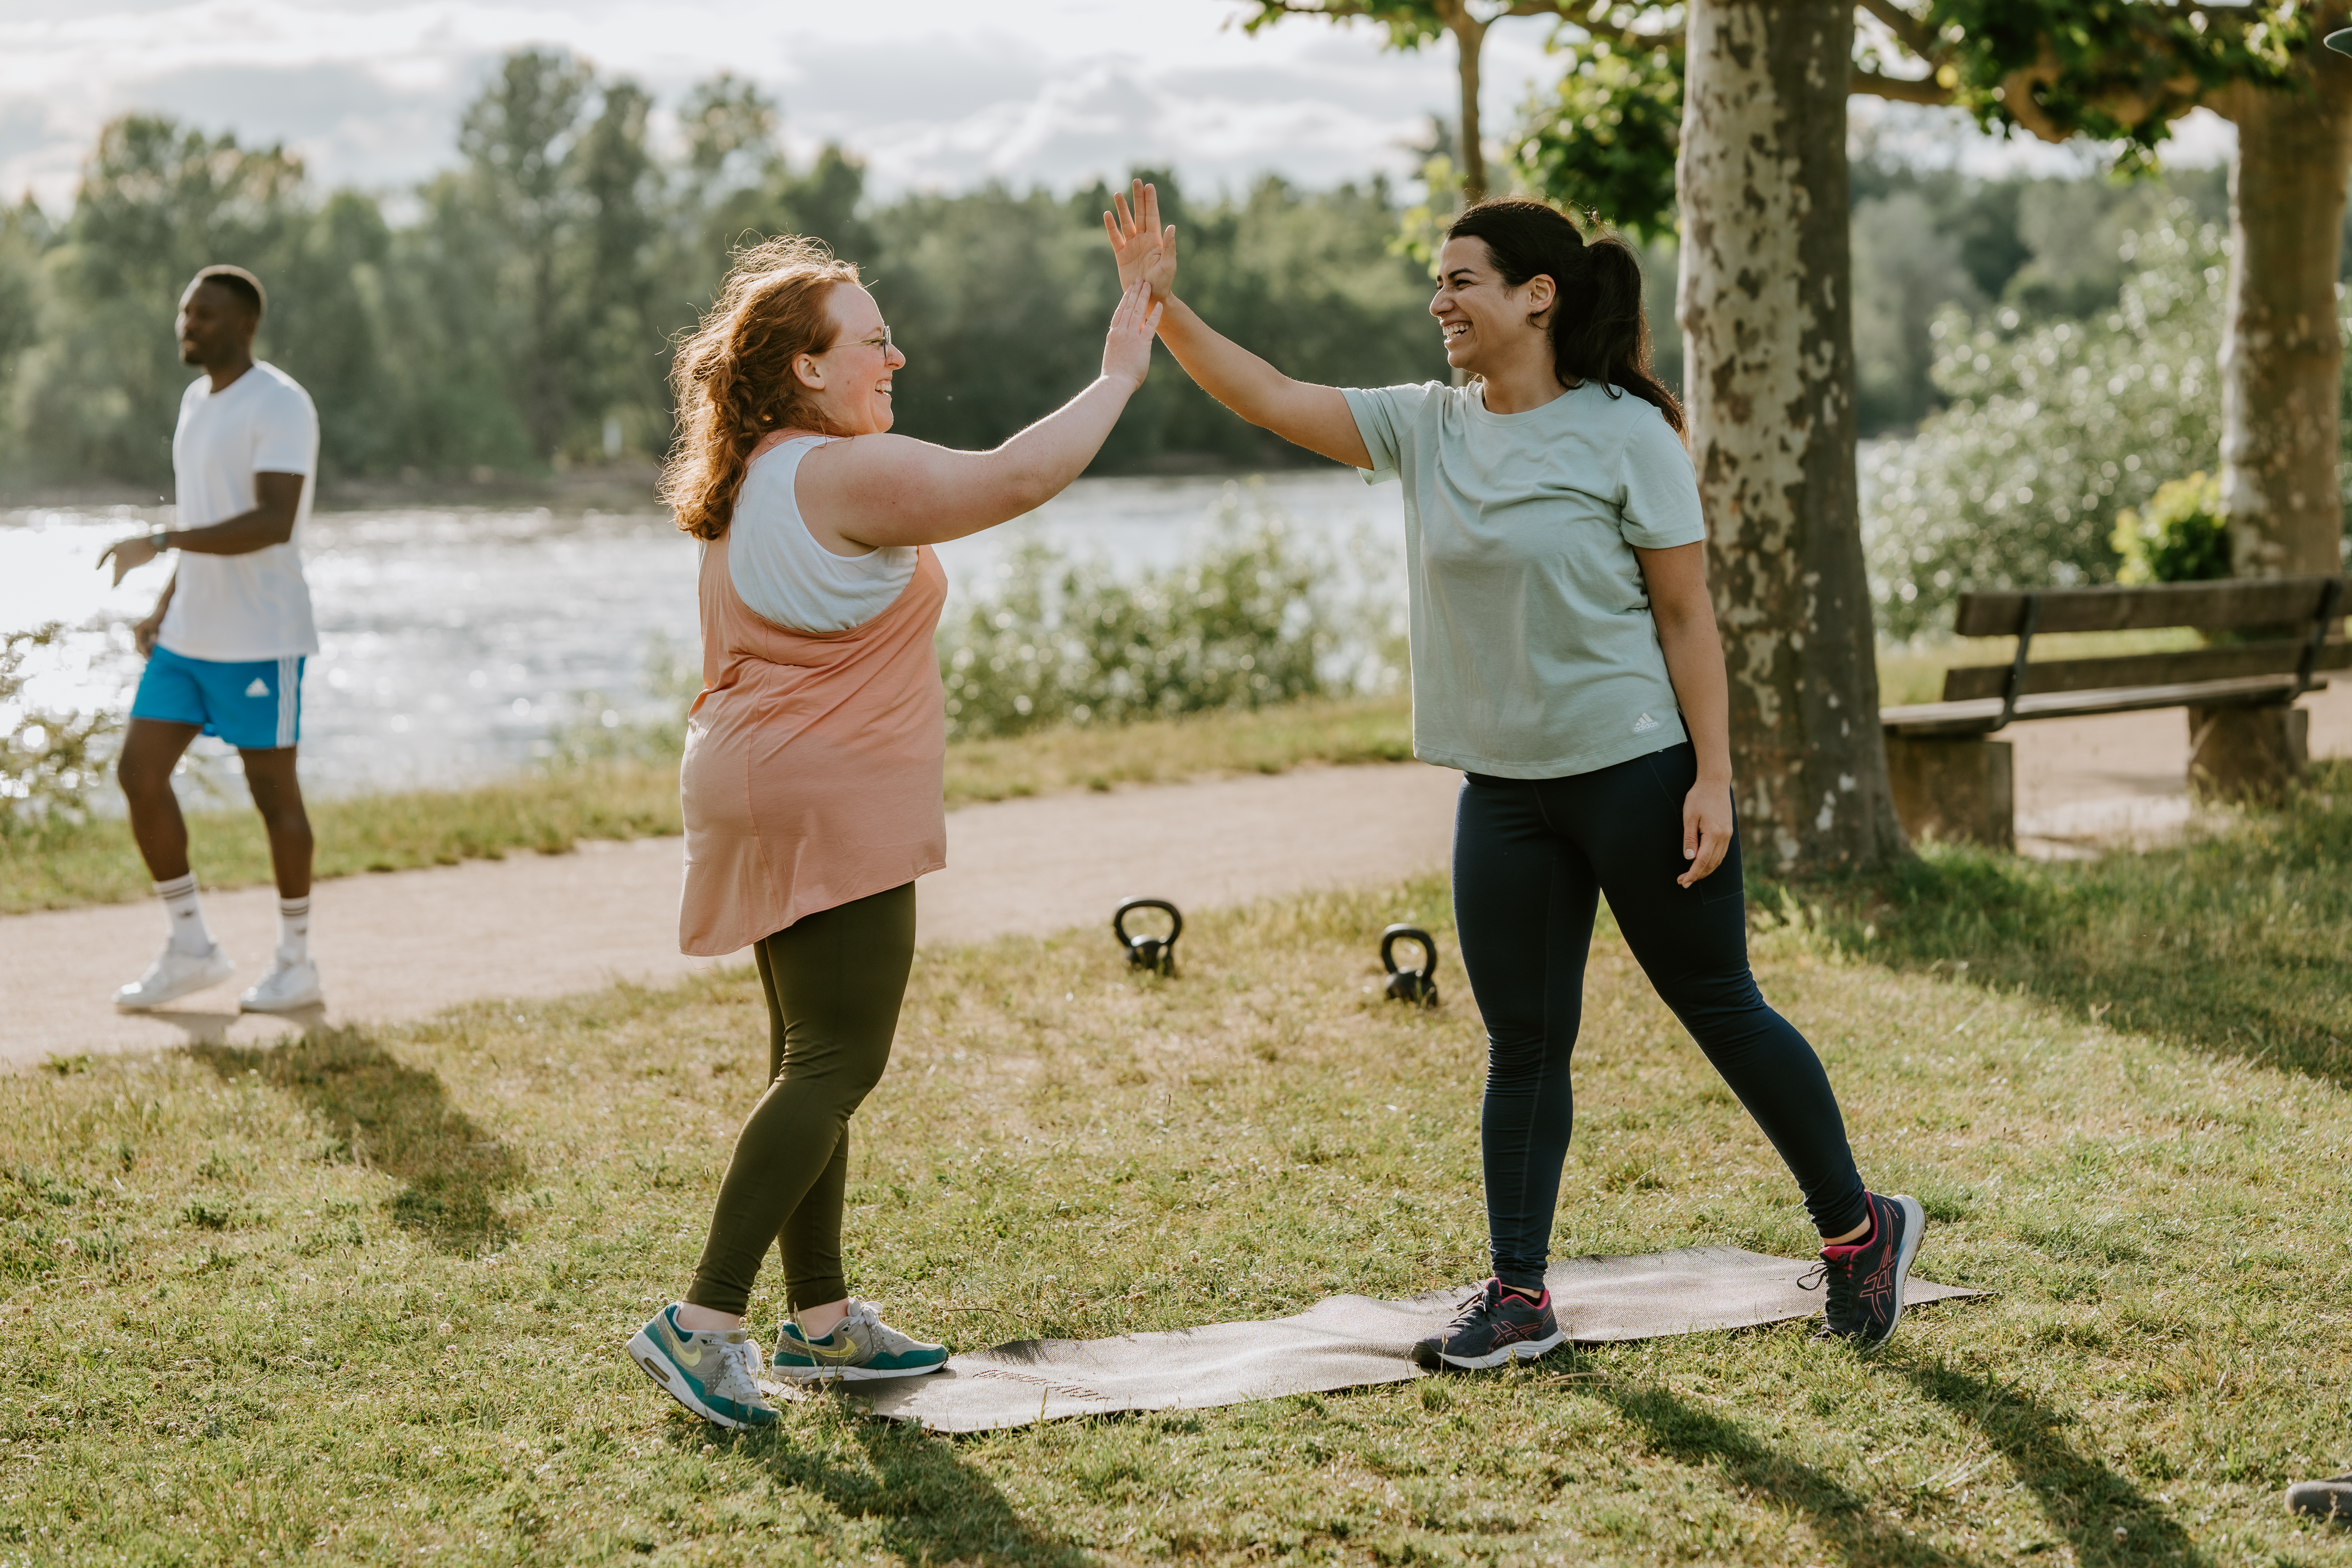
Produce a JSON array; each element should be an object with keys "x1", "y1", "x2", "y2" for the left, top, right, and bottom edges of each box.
[{"x1": 131, "y1": 645, "x2": 304, "y2": 750}]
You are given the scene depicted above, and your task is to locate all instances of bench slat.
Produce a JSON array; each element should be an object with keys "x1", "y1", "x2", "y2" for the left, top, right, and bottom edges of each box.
[
  {"x1": 1881, "y1": 673, "x2": 2322, "y2": 736},
  {"x1": 1940, "y1": 640, "x2": 2352, "y2": 701},
  {"x1": 1954, "y1": 576, "x2": 2346, "y2": 637}
]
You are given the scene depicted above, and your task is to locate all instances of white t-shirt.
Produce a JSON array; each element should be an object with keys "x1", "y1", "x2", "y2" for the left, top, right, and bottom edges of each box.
[
  {"x1": 157, "y1": 361, "x2": 321, "y2": 662},
  {"x1": 1344, "y1": 378, "x2": 1707, "y2": 779},
  {"x1": 727, "y1": 435, "x2": 917, "y2": 633}
]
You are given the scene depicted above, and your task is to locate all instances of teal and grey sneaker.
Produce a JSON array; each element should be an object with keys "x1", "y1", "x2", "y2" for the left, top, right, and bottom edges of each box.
[
  {"x1": 772, "y1": 1298, "x2": 950, "y2": 1382},
  {"x1": 625, "y1": 1305, "x2": 779, "y2": 1428}
]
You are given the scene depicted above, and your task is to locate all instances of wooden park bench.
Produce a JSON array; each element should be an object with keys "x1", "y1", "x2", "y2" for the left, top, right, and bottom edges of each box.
[{"x1": 1878, "y1": 575, "x2": 2347, "y2": 849}]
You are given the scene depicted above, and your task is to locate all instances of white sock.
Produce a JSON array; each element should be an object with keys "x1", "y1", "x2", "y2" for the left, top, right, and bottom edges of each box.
[
  {"x1": 277, "y1": 896, "x2": 311, "y2": 964},
  {"x1": 157, "y1": 873, "x2": 213, "y2": 957}
]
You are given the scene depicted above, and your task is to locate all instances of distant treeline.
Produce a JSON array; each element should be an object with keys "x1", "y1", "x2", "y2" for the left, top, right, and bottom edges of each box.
[
  {"x1": 0, "y1": 45, "x2": 2310, "y2": 495},
  {"x1": 0, "y1": 50, "x2": 1449, "y2": 491}
]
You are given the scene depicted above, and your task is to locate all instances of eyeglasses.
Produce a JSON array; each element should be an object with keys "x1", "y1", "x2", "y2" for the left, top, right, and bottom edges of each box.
[{"x1": 834, "y1": 325, "x2": 894, "y2": 357}]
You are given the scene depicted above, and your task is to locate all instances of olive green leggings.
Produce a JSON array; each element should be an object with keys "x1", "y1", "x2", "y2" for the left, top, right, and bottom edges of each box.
[{"x1": 685, "y1": 881, "x2": 915, "y2": 1317}]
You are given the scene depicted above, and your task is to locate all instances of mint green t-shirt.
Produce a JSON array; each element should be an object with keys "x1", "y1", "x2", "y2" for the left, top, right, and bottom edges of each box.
[{"x1": 1344, "y1": 378, "x2": 1706, "y2": 780}]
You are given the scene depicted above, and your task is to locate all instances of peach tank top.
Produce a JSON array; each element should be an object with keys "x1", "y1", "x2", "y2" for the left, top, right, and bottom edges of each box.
[{"x1": 676, "y1": 437, "x2": 949, "y2": 956}]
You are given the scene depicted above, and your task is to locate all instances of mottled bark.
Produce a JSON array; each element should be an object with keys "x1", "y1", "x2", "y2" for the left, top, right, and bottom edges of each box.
[
  {"x1": 1443, "y1": 5, "x2": 1490, "y2": 202},
  {"x1": 2212, "y1": 31, "x2": 2352, "y2": 579},
  {"x1": 1675, "y1": 0, "x2": 1905, "y2": 871}
]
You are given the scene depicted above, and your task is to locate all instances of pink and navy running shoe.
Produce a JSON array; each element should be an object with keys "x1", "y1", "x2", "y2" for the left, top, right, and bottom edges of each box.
[
  {"x1": 1411, "y1": 1278, "x2": 1565, "y2": 1370},
  {"x1": 1805, "y1": 1190, "x2": 1926, "y2": 1343}
]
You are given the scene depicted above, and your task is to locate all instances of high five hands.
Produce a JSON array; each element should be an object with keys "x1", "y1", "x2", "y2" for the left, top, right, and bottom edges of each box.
[
  {"x1": 1101, "y1": 279, "x2": 1165, "y2": 389},
  {"x1": 1102, "y1": 179, "x2": 1178, "y2": 305}
]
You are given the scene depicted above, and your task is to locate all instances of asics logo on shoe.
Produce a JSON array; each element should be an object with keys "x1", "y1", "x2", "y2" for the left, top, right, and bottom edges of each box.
[
  {"x1": 1860, "y1": 1263, "x2": 1895, "y2": 1307},
  {"x1": 244, "y1": 677, "x2": 271, "y2": 697}
]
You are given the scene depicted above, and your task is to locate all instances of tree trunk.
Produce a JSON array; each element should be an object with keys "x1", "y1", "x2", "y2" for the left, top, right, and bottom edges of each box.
[
  {"x1": 1444, "y1": 5, "x2": 1490, "y2": 202},
  {"x1": 1675, "y1": 0, "x2": 1906, "y2": 872},
  {"x1": 2212, "y1": 21, "x2": 2352, "y2": 579}
]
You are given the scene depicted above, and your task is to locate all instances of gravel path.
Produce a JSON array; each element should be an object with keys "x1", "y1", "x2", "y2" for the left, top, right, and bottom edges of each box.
[
  {"x1": 3, "y1": 683, "x2": 2342, "y2": 1069},
  {"x1": 0, "y1": 763, "x2": 1464, "y2": 1066}
]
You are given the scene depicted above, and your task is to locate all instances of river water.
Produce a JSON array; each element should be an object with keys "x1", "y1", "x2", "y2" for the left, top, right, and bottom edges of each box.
[{"x1": 2, "y1": 470, "x2": 1399, "y2": 796}]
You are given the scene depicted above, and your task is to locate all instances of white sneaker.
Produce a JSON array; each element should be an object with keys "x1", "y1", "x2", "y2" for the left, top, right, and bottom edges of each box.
[
  {"x1": 114, "y1": 943, "x2": 235, "y2": 1012},
  {"x1": 239, "y1": 955, "x2": 324, "y2": 1014}
]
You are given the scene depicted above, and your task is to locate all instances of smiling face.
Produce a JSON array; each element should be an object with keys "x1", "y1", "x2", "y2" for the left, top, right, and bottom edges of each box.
[
  {"x1": 177, "y1": 280, "x2": 256, "y2": 371},
  {"x1": 793, "y1": 284, "x2": 906, "y2": 437},
  {"x1": 1430, "y1": 236, "x2": 1555, "y2": 380}
]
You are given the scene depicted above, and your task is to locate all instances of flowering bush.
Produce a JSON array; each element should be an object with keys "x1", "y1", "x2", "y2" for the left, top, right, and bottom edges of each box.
[
  {"x1": 1, "y1": 625, "x2": 115, "y2": 829},
  {"x1": 2112, "y1": 470, "x2": 2228, "y2": 584},
  {"x1": 1863, "y1": 204, "x2": 2225, "y2": 641},
  {"x1": 937, "y1": 511, "x2": 1374, "y2": 741}
]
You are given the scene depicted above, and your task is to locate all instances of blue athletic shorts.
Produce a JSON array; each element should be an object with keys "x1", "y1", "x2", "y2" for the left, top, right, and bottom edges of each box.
[{"x1": 131, "y1": 646, "x2": 305, "y2": 751}]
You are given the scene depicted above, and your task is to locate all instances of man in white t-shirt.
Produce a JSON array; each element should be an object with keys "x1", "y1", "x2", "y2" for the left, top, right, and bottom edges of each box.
[{"x1": 97, "y1": 264, "x2": 326, "y2": 1017}]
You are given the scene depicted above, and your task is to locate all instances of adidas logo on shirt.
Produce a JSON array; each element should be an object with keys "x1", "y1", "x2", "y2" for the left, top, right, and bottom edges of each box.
[
  {"x1": 244, "y1": 677, "x2": 271, "y2": 698},
  {"x1": 1632, "y1": 712, "x2": 1660, "y2": 734}
]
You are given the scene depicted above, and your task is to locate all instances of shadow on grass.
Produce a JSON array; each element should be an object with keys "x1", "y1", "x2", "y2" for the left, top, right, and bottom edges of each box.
[
  {"x1": 718, "y1": 1411, "x2": 1087, "y2": 1566},
  {"x1": 192, "y1": 1026, "x2": 524, "y2": 1253},
  {"x1": 1901, "y1": 1357, "x2": 2207, "y2": 1568},
  {"x1": 1756, "y1": 760, "x2": 2352, "y2": 1086},
  {"x1": 1594, "y1": 1375, "x2": 1983, "y2": 1567}
]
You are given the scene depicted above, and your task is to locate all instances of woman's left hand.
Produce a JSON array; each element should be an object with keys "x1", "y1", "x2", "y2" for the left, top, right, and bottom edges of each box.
[
  {"x1": 1099, "y1": 279, "x2": 1164, "y2": 390},
  {"x1": 1678, "y1": 776, "x2": 1734, "y2": 887}
]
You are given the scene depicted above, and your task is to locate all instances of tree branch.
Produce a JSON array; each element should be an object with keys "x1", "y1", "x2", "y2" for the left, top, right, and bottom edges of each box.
[
  {"x1": 1539, "y1": 1, "x2": 1682, "y2": 48},
  {"x1": 1233, "y1": 0, "x2": 1374, "y2": 32},
  {"x1": 1855, "y1": 0, "x2": 1937, "y2": 57},
  {"x1": 1850, "y1": 67, "x2": 1952, "y2": 105},
  {"x1": 1564, "y1": 19, "x2": 1686, "y2": 49}
]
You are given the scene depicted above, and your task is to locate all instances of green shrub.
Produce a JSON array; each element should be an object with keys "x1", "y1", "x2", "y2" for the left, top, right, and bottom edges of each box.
[
  {"x1": 1864, "y1": 204, "x2": 2225, "y2": 640},
  {"x1": 937, "y1": 513, "x2": 1362, "y2": 741},
  {"x1": 0, "y1": 624, "x2": 115, "y2": 830},
  {"x1": 2111, "y1": 470, "x2": 2228, "y2": 583}
]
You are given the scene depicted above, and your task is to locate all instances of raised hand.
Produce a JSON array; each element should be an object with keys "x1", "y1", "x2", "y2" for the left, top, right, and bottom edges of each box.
[
  {"x1": 1101, "y1": 179, "x2": 1177, "y2": 304},
  {"x1": 1101, "y1": 279, "x2": 1164, "y2": 389}
]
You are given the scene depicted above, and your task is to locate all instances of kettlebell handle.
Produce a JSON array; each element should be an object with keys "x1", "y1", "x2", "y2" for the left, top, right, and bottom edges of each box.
[
  {"x1": 1114, "y1": 897, "x2": 1183, "y2": 954},
  {"x1": 1380, "y1": 924, "x2": 1438, "y2": 983}
]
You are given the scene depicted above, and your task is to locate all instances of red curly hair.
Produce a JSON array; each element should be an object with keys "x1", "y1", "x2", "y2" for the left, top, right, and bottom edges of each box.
[{"x1": 663, "y1": 235, "x2": 862, "y2": 541}]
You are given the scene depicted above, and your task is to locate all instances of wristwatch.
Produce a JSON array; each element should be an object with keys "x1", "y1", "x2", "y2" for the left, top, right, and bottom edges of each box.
[{"x1": 148, "y1": 529, "x2": 170, "y2": 553}]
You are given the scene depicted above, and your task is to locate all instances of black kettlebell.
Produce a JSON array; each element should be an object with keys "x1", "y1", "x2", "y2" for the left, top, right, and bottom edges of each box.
[
  {"x1": 1113, "y1": 897, "x2": 1182, "y2": 976},
  {"x1": 1380, "y1": 924, "x2": 1440, "y2": 1007}
]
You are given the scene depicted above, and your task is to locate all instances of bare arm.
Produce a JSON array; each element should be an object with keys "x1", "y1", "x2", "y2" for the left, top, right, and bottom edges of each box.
[
  {"x1": 798, "y1": 282, "x2": 1162, "y2": 551},
  {"x1": 1104, "y1": 180, "x2": 1371, "y2": 471},
  {"x1": 1154, "y1": 300, "x2": 1371, "y2": 470},
  {"x1": 1635, "y1": 541, "x2": 1735, "y2": 887},
  {"x1": 99, "y1": 471, "x2": 306, "y2": 586}
]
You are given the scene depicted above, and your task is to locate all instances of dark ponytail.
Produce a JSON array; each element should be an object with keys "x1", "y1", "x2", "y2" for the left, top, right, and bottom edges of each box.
[{"x1": 1444, "y1": 197, "x2": 1683, "y2": 436}]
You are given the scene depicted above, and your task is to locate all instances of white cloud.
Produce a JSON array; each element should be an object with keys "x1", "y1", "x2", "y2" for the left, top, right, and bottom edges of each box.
[
  {"x1": 0, "y1": 0, "x2": 1500, "y2": 211},
  {"x1": 0, "y1": 0, "x2": 2231, "y2": 218}
]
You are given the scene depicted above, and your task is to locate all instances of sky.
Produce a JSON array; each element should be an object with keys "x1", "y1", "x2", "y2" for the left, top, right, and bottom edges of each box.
[{"x1": 0, "y1": 0, "x2": 2235, "y2": 215}]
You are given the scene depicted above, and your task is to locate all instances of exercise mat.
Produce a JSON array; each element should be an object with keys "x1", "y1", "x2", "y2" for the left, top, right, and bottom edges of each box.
[{"x1": 818, "y1": 1246, "x2": 1980, "y2": 1433}]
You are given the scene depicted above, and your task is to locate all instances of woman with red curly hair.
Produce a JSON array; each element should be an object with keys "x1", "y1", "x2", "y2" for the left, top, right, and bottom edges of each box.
[{"x1": 626, "y1": 237, "x2": 1162, "y2": 1429}]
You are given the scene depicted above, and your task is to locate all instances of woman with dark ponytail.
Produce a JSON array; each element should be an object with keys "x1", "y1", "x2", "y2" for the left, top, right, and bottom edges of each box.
[{"x1": 1106, "y1": 186, "x2": 1922, "y2": 1366}]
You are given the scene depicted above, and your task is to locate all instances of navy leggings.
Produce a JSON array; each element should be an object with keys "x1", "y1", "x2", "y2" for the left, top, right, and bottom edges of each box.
[{"x1": 1452, "y1": 743, "x2": 1868, "y2": 1291}]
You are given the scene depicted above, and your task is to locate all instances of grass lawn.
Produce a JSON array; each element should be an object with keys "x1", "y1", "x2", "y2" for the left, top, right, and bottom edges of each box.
[
  {"x1": 5, "y1": 768, "x2": 2351, "y2": 1563},
  {"x1": 0, "y1": 694, "x2": 1414, "y2": 917}
]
